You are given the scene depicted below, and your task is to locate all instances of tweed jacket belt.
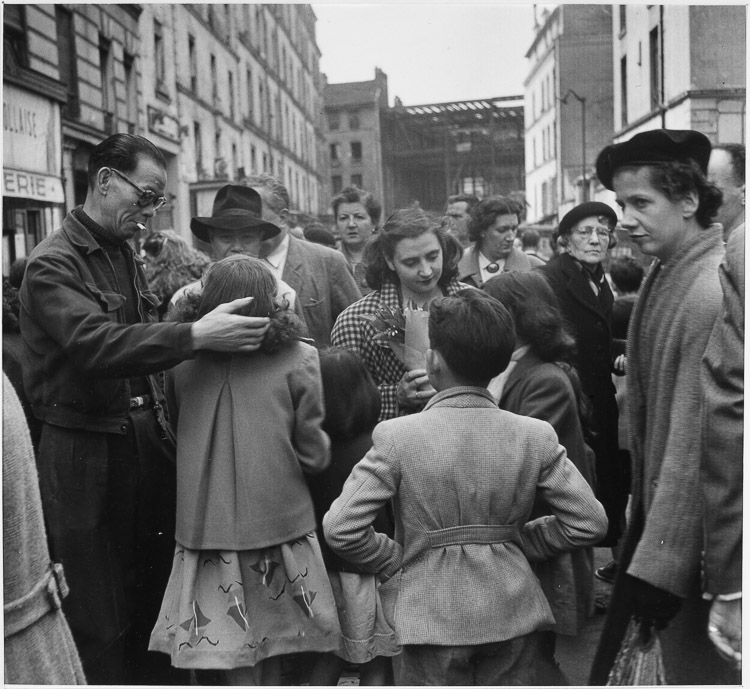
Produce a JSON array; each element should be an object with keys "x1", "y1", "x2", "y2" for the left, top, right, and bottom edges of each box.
[
  {"x1": 425, "y1": 524, "x2": 521, "y2": 550},
  {"x1": 4, "y1": 563, "x2": 68, "y2": 637}
]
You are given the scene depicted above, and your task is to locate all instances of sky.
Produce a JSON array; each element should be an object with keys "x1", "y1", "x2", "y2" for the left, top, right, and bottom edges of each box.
[{"x1": 313, "y1": 3, "x2": 542, "y2": 106}]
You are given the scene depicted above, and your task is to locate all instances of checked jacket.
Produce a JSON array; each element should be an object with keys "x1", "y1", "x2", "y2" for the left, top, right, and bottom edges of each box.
[{"x1": 330, "y1": 277, "x2": 465, "y2": 421}]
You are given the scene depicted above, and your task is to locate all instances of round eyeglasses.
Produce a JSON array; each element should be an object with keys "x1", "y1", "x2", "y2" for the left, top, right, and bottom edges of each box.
[
  {"x1": 109, "y1": 168, "x2": 167, "y2": 211},
  {"x1": 573, "y1": 225, "x2": 612, "y2": 241}
]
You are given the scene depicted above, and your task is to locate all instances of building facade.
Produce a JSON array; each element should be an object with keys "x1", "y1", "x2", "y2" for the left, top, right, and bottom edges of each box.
[
  {"x1": 524, "y1": 5, "x2": 615, "y2": 225},
  {"x1": 323, "y1": 68, "x2": 388, "y2": 215},
  {"x1": 3, "y1": 3, "x2": 327, "y2": 261},
  {"x1": 613, "y1": 5, "x2": 745, "y2": 145},
  {"x1": 3, "y1": 4, "x2": 138, "y2": 273}
]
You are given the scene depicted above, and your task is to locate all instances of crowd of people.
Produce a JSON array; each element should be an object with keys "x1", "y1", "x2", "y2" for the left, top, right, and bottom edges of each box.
[{"x1": 2, "y1": 128, "x2": 743, "y2": 686}]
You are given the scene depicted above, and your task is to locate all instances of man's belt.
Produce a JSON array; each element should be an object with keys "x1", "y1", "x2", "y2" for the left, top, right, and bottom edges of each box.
[{"x1": 129, "y1": 394, "x2": 152, "y2": 410}]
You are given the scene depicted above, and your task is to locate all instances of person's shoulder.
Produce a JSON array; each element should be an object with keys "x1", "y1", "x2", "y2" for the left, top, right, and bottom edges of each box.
[
  {"x1": 291, "y1": 235, "x2": 346, "y2": 263},
  {"x1": 457, "y1": 244, "x2": 477, "y2": 271},
  {"x1": 498, "y1": 406, "x2": 558, "y2": 441},
  {"x1": 337, "y1": 290, "x2": 380, "y2": 318}
]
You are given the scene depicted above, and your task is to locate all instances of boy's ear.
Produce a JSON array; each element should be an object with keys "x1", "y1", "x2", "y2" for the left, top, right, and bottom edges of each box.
[{"x1": 426, "y1": 348, "x2": 440, "y2": 377}]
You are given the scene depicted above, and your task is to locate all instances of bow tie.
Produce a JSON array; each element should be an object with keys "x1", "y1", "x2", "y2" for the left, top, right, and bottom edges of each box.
[{"x1": 486, "y1": 262, "x2": 500, "y2": 274}]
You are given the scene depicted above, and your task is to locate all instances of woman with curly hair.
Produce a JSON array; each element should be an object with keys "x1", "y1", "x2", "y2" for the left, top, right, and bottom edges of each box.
[
  {"x1": 142, "y1": 229, "x2": 212, "y2": 318},
  {"x1": 457, "y1": 195, "x2": 540, "y2": 287},
  {"x1": 331, "y1": 207, "x2": 465, "y2": 421},
  {"x1": 150, "y1": 255, "x2": 340, "y2": 684},
  {"x1": 481, "y1": 270, "x2": 596, "y2": 685}
]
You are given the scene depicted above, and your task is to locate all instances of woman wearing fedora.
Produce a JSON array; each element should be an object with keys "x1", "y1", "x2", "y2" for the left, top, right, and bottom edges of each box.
[{"x1": 540, "y1": 202, "x2": 628, "y2": 567}]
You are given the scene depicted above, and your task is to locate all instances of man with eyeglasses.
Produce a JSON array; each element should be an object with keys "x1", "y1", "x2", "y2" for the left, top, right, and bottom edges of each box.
[
  {"x1": 19, "y1": 133, "x2": 271, "y2": 685},
  {"x1": 458, "y1": 195, "x2": 537, "y2": 287}
]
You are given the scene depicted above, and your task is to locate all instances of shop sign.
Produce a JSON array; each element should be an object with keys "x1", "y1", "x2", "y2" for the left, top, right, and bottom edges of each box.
[
  {"x1": 3, "y1": 168, "x2": 64, "y2": 203},
  {"x1": 148, "y1": 106, "x2": 180, "y2": 142},
  {"x1": 3, "y1": 83, "x2": 62, "y2": 175}
]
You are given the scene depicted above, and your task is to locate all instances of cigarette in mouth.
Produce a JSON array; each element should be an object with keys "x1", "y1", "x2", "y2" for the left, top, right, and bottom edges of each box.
[{"x1": 135, "y1": 223, "x2": 147, "y2": 232}]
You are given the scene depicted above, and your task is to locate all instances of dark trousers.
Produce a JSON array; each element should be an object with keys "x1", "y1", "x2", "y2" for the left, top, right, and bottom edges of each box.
[
  {"x1": 393, "y1": 633, "x2": 537, "y2": 686},
  {"x1": 37, "y1": 408, "x2": 187, "y2": 685}
]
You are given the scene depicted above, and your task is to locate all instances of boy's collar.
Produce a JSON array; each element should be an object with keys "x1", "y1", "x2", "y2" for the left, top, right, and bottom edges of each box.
[{"x1": 424, "y1": 386, "x2": 497, "y2": 410}]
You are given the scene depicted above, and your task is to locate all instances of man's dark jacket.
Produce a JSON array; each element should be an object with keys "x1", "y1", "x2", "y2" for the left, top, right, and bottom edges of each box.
[{"x1": 20, "y1": 210, "x2": 194, "y2": 433}]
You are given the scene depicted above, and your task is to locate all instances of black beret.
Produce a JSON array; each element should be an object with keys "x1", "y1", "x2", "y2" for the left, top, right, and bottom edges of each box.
[
  {"x1": 558, "y1": 201, "x2": 618, "y2": 237},
  {"x1": 595, "y1": 129, "x2": 712, "y2": 190}
]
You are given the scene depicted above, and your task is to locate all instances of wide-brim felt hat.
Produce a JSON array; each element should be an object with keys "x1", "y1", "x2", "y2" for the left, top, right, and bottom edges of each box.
[
  {"x1": 595, "y1": 129, "x2": 712, "y2": 190},
  {"x1": 191, "y1": 184, "x2": 281, "y2": 243},
  {"x1": 558, "y1": 201, "x2": 618, "y2": 236}
]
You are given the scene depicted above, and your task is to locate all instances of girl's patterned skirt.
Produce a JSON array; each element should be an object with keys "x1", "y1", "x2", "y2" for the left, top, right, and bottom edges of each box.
[{"x1": 149, "y1": 532, "x2": 341, "y2": 670}]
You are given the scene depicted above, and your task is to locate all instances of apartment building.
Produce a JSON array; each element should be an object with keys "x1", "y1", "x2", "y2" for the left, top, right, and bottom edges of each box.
[{"x1": 2, "y1": 3, "x2": 327, "y2": 261}]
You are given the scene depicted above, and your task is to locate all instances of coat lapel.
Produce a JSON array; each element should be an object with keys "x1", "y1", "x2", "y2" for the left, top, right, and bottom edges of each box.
[
  {"x1": 457, "y1": 245, "x2": 481, "y2": 287},
  {"x1": 282, "y1": 236, "x2": 305, "y2": 293},
  {"x1": 500, "y1": 350, "x2": 543, "y2": 405}
]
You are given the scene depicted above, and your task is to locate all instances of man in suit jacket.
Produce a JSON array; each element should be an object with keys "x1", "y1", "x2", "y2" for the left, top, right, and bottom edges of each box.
[
  {"x1": 244, "y1": 174, "x2": 361, "y2": 347},
  {"x1": 325, "y1": 290, "x2": 606, "y2": 686},
  {"x1": 700, "y1": 224, "x2": 743, "y2": 669},
  {"x1": 457, "y1": 195, "x2": 537, "y2": 287},
  {"x1": 589, "y1": 129, "x2": 738, "y2": 684}
]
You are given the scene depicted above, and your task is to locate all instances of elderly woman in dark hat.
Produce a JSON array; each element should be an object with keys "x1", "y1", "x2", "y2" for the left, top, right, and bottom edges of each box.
[{"x1": 540, "y1": 201, "x2": 627, "y2": 563}]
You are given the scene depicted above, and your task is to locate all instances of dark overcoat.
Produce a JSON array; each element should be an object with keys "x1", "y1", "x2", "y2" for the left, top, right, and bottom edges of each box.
[
  {"x1": 540, "y1": 253, "x2": 626, "y2": 545},
  {"x1": 499, "y1": 351, "x2": 596, "y2": 635}
]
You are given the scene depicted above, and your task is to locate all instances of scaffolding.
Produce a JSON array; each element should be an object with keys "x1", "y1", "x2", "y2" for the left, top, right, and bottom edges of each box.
[{"x1": 381, "y1": 95, "x2": 525, "y2": 214}]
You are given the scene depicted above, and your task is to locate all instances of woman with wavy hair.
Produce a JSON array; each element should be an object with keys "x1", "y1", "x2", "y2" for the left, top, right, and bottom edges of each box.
[
  {"x1": 331, "y1": 207, "x2": 464, "y2": 421},
  {"x1": 481, "y1": 270, "x2": 596, "y2": 685}
]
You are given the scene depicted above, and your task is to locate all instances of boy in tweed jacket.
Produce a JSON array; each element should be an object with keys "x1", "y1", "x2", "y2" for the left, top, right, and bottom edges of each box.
[{"x1": 324, "y1": 290, "x2": 607, "y2": 685}]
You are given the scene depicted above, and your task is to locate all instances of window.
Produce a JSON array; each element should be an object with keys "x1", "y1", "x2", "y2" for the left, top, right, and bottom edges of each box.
[
  {"x1": 99, "y1": 36, "x2": 112, "y2": 115},
  {"x1": 194, "y1": 121, "x2": 203, "y2": 174},
  {"x1": 262, "y1": 151, "x2": 269, "y2": 172},
  {"x1": 351, "y1": 174, "x2": 363, "y2": 188},
  {"x1": 649, "y1": 26, "x2": 661, "y2": 111},
  {"x1": 210, "y1": 54, "x2": 217, "y2": 103},
  {"x1": 123, "y1": 53, "x2": 136, "y2": 132},
  {"x1": 55, "y1": 6, "x2": 79, "y2": 118},
  {"x1": 188, "y1": 34, "x2": 197, "y2": 92},
  {"x1": 259, "y1": 81, "x2": 266, "y2": 128},
  {"x1": 328, "y1": 112, "x2": 340, "y2": 131},
  {"x1": 232, "y1": 143, "x2": 238, "y2": 178},
  {"x1": 332, "y1": 175, "x2": 343, "y2": 194},
  {"x1": 349, "y1": 111, "x2": 360, "y2": 130},
  {"x1": 4, "y1": 4, "x2": 28, "y2": 69},
  {"x1": 619, "y1": 5, "x2": 627, "y2": 33},
  {"x1": 620, "y1": 56, "x2": 628, "y2": 128},
  {"x1": 250, "y1": 144, "x2": 257, "y2": 173},
  {"x1": 246, "y1": 69, "x2": 253, "y2": 119},
  {"x1": 228, "y1": 70, "x2": 235, "y2": 119},
  {"x1": 154, "y1": 20, "x2": 166, "y2": 87},
  {"x1": 329, "y1": 143, "x2": 341, "y2": 163},
  {"x1": 350, "y1": 141, "x2": 362, "y2": 163}
]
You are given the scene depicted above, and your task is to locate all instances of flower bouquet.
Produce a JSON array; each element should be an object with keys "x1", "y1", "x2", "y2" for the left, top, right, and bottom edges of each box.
[{"x1": 360, "y1": 301, "x2": 432, "y2": 374}]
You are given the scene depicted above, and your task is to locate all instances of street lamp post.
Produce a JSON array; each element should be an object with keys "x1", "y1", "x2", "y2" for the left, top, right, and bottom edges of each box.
[{"x1": 560, "y1": 89, "x2": 587, "y2": 202}]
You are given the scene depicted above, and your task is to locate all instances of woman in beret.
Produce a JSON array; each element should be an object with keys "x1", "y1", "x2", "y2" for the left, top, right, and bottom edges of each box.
[{"x1": 540, "y1": 201, "x2": 628, "y2": 567}]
